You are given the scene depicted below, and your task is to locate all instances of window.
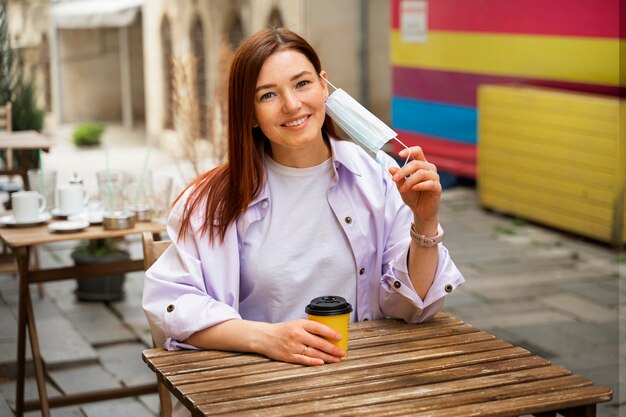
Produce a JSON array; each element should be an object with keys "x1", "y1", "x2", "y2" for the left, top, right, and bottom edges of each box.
[
  {"x1": 227, "y1": 14, "x2": 244, "y2": 49},
  {"x1": 161, "y1": 16, "x2": 174, "y2": 129},
  {"x1": 267, "y1": 7, "x2": 284, "y2": 28},
  {"x1": 40, "y1": 34, "x2": 52, "y2": 111},
  {"x1": 191, "y1": 16, "x2": 207, "y2": 139}
]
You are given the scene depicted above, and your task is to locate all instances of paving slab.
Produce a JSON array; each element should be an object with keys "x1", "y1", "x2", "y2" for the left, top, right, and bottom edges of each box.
[
  {"x1": 462, "y1": 308, "x2": 576, "y2": 330},
  {"x1": 97, "y1": 343, "x2": 155, "y2": 387},
  {"x1": 0, "y1": 393, "x2": 12, "y2": 417},
  {"x1": 48, "y1": 364, "x2": 121, "y2": 395},
  {"x1": 0, "y1": 302, "x2": 16, "y2": 343},
  {"x1": 566, "y1": 281, "x2": 621, "y2": 307},
  {"x1": 0, "y1": 340, "x2": 31, "y2": 378},
  {"x1": 65, "y1": 305, "x2": 135, "y2": 346},
  {"x1": 139, "y1": 393, "x2": 160, "y2": 416},
  {"x1": 25, "y1": 406, "x2": 85, "y2": 417},
  {"x1": 80, "y1": 398, "x2": 156, "y2": 417},
  {"x1": 537, "y1": 293, "x2": 618, "y2": 324},
  {"x1": 0, "y1": 378, "x2": 61, "y2": 409}
]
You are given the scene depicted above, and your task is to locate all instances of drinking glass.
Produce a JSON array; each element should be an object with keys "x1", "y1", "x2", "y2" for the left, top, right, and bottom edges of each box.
[
  {"x1": 150, "y1": 173, "x2": 173, "y2": 224},
  {"x1": 27, "y1": 169, "x2": 57, "y2": 212},
  {"x1": 96, "y1": 170, "x2": 128, "y2": 212}
]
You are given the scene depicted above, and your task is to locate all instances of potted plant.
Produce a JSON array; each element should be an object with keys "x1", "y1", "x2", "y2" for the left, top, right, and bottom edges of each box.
[
  {"x1": 71, "y1": 238, "x2": 129, "y2": 301},
  {"x1": 72, "y1": 122, "x2": 105, "y2": 147}
]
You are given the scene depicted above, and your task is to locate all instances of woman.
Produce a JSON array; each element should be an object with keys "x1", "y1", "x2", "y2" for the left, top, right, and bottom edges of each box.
[{"x1": 143, "y1": 28, "x2": 464, "y2": 369}]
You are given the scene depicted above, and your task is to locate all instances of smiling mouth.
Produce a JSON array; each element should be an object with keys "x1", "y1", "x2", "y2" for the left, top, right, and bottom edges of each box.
[{"x1": 282, "y1": 116, "x2": 309, "y2": 127}]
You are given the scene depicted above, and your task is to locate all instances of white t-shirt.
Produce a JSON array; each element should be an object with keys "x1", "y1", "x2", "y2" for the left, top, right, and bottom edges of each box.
[{"x1": 239, "y1": 156, "x2": 357, "y2": 322}]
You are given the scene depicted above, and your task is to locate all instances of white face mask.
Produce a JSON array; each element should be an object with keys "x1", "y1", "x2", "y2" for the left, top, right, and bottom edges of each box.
[{"x1": 324, "y1": 77, "x2": 410, "y2": 166}]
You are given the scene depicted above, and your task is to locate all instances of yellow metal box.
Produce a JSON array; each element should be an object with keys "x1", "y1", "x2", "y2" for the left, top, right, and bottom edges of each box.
[{"x1": 478, "y1": 85, "x2": 625, "y2": 245}]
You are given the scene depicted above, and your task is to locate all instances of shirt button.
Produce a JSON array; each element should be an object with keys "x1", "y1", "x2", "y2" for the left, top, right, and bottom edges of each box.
[
  {"x1": 359, "y1": 268, "x2": 365, "y2": 275},
  {"x1": 167, "y1": 304, "x2": 175, "y2": 312},
  {"x1": 344, "y1": 216, "x2": 352, "y2": 224},
  {"x1": 261, "y1": 201, "x2": 269, "y2": 209},
  {"x1": 444, "y1": 284, "x2": 453, "y2": 293},
  {"x1": 393, "y1": 281, "x2": 401, "y2": 289}
]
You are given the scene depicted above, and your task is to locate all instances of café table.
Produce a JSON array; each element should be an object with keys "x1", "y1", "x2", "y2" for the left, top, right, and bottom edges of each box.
[
  {"x1": 143, "y1": 313, "x2": 612, "y2": 417},
  {"x1": 0, "y1": 130, "x2": 53, "y2": 190},
  {"x1": 0, "y1": 218, "x2": 165, "y2": 417}
]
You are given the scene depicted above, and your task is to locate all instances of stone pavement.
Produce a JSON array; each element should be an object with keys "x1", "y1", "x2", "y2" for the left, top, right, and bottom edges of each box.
[{"x1": 0, "y1": 124, "x2": 623, "y2": 416}]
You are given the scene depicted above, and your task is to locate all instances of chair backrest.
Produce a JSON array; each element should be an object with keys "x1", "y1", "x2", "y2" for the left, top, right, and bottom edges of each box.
[
  {"x1": 142, "y1": 231, "x2": 171, "y2": 271},
  {"x1": 0, "y1": 103, "x2": 11, "y2": 132},
  {"x1": 141, "y1": 232, "x2": 172, "y2": 417}
]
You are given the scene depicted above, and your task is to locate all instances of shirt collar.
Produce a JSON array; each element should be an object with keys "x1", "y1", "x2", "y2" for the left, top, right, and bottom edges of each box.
[
  {"x1": 329, "y1": 137, "x2": 362, "y2": 177},
  {"x1": 249, "y1": 137, "x2": 361, "y2": 208}
]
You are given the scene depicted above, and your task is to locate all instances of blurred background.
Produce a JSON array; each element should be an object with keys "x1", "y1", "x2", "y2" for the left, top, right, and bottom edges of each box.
[{"x1": 0, "y1": 0, "x2": 623, "y2": 416}]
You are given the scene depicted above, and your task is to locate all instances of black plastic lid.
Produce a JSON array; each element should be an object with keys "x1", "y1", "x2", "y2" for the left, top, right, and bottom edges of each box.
[{"x1": 305, "y1": 296, "x2": 353, "y2": 316}]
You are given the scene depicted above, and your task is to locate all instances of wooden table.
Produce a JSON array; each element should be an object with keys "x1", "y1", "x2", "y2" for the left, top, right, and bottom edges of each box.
[
  {"x1": 0, "y1": 219, "x2": 165, "y2": 417},
  {"x1": 143, "y1": 313, "x2": 612, "y2": 417},
  {"x1": 0, "y1": 130, "x2": 52, "y2": 190}
]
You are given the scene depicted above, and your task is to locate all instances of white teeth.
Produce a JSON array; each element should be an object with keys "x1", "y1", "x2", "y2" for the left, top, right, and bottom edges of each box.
[{"x1": 284, "y1": 116, "x2": 307, "y2": 127}]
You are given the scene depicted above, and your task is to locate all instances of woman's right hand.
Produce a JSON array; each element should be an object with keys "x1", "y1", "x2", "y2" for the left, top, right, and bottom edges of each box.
[{"x1": 253, "y1": 319, "x2": 345, "y2": 366}]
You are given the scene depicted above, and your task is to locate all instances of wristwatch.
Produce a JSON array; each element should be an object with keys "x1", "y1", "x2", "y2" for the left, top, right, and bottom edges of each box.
[{"x1": 410, "y1": 223, "x2": 444, "y2": 248}]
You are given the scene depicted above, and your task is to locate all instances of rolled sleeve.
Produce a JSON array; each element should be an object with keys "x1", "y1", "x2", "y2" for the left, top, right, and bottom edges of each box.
[
  {"x1": 142, "y1": 202, "x2": 245, "y2": 351},
  {"x1": 380, "y1": 243, "x2": 464, "y2": 322}
]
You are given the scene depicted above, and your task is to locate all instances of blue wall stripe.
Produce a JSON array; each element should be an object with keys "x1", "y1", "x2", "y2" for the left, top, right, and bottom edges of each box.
[{"x1": 391, "y1": 97, "x2": 477, "y2": 144}]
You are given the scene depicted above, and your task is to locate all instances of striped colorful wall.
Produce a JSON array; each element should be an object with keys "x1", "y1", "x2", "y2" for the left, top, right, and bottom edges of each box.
[{"x1": 390, "y1": 0, "x2": 622, "y2": 178}]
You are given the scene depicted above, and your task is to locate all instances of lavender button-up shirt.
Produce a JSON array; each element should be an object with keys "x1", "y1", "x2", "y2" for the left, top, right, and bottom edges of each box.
[{"x1": 143, "y1": 138, "x2": 465, "y2": 350}]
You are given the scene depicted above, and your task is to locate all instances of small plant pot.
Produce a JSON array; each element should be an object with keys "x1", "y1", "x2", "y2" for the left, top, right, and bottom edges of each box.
[{"x1": 71, "y1": 249, "x2": 130, "y2": 302}]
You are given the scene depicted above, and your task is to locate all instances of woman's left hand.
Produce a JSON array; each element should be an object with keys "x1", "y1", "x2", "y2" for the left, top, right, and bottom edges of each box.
[{"x1": 389, "y1": 146, "x2": 441, "y2": 228}]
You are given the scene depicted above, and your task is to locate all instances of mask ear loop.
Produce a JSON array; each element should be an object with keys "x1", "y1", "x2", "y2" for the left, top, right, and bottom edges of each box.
[
  {"x1": 393, "y1": 137, "x2": 412, "y2": 168},
  {"x1": 322, "y1": 75, "x2": 338, "y2": 92}
]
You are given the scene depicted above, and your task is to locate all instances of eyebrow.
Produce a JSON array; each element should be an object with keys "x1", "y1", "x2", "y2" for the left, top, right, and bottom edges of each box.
[{"x1": 255, "y1": 71, "x2": 312, "y2": 93}]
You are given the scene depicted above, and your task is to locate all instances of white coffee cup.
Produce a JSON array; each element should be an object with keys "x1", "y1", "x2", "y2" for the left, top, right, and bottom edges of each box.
[
  {"x1": 57, "y1": 185, "x2": 88, "y2": 215},
  {"x1": 12, "y1": 191, "x2": 47, "y2": 223}
]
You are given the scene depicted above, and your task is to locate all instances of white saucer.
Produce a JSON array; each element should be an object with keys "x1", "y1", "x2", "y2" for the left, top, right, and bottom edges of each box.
[
  {"x1": 0, "y1": 212, "x2": 52, "y2": 227},
  {"x1": 48, "y1": 220, "x2": 90, "y2": 233},
  {"x1": 51, "y1": 208, "x2": 85, "y2": 218},
  {"x1": 68, "y1": 211, "x2": 103, "y2": 225}
]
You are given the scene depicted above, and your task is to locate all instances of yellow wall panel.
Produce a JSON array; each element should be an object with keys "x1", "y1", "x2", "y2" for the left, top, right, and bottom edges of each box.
[
  {"x1": 481, "y1": 120, "x2": 615, "y2": 155},
  {"x1": 391, "y1": 31, "x2": 621, "y2": 87},
  {"x1": 478, "y1": 85, "x2": 624, "y2": 245}
]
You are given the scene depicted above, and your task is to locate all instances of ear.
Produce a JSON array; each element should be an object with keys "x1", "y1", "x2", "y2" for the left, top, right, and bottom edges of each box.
[{"x1": 319, "y1": 70, "x2": 329, "y2": 98}]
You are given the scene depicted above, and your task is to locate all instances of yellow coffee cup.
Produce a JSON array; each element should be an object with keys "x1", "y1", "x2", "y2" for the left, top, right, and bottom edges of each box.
[{"x1": 305, "y1": 296, "x2": 353, "y2": 357}]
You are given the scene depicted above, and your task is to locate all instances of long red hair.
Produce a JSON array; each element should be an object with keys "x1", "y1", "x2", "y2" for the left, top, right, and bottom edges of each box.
[{"x1": 174, "y1": 28, "x2": 338, "y2": 243}]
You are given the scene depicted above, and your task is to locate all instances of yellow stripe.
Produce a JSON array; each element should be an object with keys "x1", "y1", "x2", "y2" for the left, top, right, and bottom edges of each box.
[{"x1": 391, "y1": 31, "x2": 620, "y2": 87}]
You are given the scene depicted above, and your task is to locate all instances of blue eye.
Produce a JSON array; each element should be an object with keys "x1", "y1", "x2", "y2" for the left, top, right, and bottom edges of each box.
[
  {"x1": 296, "y1": 80, "x2": 310, "y2": 88},
  {"x1": 260, "y1": 92, "x2": 275, "y2": 101}
]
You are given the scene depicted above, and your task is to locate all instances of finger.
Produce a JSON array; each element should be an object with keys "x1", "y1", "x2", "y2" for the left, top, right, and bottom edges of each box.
[
  {"x1": 302, "y1": 320, "x2": 342, "y2": 342},
  {"x1": 400, "y1": 169, "x2": 439, "y2": 192},
  {"x1": 300, "y1": 346, "x2": 341, "y2": 364},
  {"x1": 294, "y1": 353, "x2": 325, "y2": 366},
  {"x1": 393, "y1": 160, "x2": 435, "y2": 182},
  {"x1": 398, "y1": 146, "x2": 426, "y2": 161},
  {"x1": 411, "y1": 179, "x2": 442, "y2": 194}
]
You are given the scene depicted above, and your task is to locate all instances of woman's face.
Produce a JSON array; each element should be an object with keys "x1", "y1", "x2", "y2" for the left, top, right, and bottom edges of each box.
[{"x1": 253, "y1": 50, "x2": 328, "y2": 163}]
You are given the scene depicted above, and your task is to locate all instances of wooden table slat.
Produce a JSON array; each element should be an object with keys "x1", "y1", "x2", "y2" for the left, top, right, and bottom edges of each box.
[
  {"x1": 211, "y1": 361, "x2": 569, "y2": 417},
  {"x1": 153, "y1": 323, "x2": 481, "y2": 375},
  {"x1": 299, "y1": 375, "x2": 595, "y2": 417},
  {"x1": 169, "y1": 338, "x2": 513, "y2": 395},
  {"x1": 189, "y1": 347, "x2": 532, "y2": 408},
  {"x1": 409, "y1": 386, "x2": 611, "y2": 417},
  {"x1": 197, "y1": 355, "x2": 553, "y2": 415}
]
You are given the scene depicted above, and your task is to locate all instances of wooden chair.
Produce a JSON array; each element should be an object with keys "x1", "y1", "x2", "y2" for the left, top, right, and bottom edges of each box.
[
  {"x1": 0, "y1": 102, "x2": 11, "y2": 132},
  {"x1": 141, "y1": 232, "x2": 173, "y2": 417},
  {"x1": 0, "y1": 104, "x2": 17, "y2": 274}
]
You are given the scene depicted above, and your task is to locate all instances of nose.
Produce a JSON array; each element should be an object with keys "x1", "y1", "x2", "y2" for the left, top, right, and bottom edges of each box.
[{"x1": 282, "y1": 91, "x2": 301, "y2": 113}]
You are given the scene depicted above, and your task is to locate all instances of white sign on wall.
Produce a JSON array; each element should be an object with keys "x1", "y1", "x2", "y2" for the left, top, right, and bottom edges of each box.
[{"x1": 400, "y1": 0, "x2": 428, "y2": 44}]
